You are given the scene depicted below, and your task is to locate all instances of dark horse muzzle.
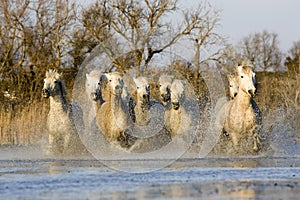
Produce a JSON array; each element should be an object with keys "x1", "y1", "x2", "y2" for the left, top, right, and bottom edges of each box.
[{"x1": 42, "y1": 88, "x2": 50, "y2": 98}]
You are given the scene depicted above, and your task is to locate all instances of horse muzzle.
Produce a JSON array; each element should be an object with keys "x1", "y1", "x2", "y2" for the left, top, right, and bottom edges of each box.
[
  {"x1": 92, "y1": 92, "x2": 99, "y2": 101},
  {"x1": 248, "y1": 89, "x2": 256, "y2": 97},
  {"x1": 42, "y1": 89, "x2": 50, "y2": 98},
  {"x1": 161, "y1": 94, "x2": 170, "y2": 102},
  {"x1": 172, "y1": 102, "x2": 180, "y2": 110}
]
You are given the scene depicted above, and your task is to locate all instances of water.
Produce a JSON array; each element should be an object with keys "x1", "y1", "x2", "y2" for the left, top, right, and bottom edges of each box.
[{"x1": 0, "y1": 146, "x2": 299, "y2": 199}]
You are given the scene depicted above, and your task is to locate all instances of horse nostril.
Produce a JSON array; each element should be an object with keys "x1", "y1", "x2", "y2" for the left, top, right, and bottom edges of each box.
[
  {"x1": 234, "y1": 93, "x2": 237, "y2": 97},
  {"x1": 248, "y1": 90, "x2": 255, "y2": 96},
  {"x1": 91, "y1": 92, "x2": 98, "y2": 101},
  {"x1": 172, "y1": 102, "x2": 180, "y2": 109},
  {"x1": 42, "y1": 89, "x2": 50, "y2": 97}
]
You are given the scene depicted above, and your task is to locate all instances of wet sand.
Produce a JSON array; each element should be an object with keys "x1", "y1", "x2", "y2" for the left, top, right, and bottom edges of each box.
[{"x1": 0, "y1": 146, "x2": 299, "y2": 199}]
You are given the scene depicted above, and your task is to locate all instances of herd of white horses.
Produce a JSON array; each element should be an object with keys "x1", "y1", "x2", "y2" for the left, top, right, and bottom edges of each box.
[{"x1": 42, "y1": 62, "x2": 263, "y2": 156}]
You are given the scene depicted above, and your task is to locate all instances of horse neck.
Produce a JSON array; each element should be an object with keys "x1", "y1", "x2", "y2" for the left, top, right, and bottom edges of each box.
[
  {"x1": 49, "y1": 94, "x2": 69, "y2": 113},
  {"x1": 110, "y1": 93, "x2": 126, "y2": 113},
  {"x1": 136, "y1": 97, "x2": 149, "y2": 113},
  {"x1": 234, "y1": 89, "x2": 251, "y2": 109}
]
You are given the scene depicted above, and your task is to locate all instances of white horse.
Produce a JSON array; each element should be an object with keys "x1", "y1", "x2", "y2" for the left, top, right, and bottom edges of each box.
[
  {"x1": 42, "y1": 69, "x2": 86, "y2": 155},
  {"x1": 94, "y1": 72, "x2": 134, "y2": 148},
  {"x1": 228, "y1": 71, "x2": 262, "y2": 139},
  {"x1": 158, "y1": 75, "x2": 173, "y2": 106},
  {"x1": 132, "y1": 77, "x2": 151, "y2": 126},
  {"x1": 128, "y1": 76, "x2": 172, "y2": 153},
  {"x1": 85, "y1": 70, "x2": 102, "y2": 125},
  {"x1": 228, "y1": 74, "x2": 239, "y2": 99},
  {"x1": 218, "y1": 64, "x2": 261, "y2": 152},
  {"x1": 164, "y1": 79, "x2": 196, "y2": 139}
]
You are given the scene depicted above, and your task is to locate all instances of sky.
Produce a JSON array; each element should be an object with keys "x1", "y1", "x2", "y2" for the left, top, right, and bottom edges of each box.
[
  {"x1": 76, "y1": 0, "x2": 300, "y2": 52},
  {"x1": 192, "y1": 0, "x2": 300, "y2": 52}
]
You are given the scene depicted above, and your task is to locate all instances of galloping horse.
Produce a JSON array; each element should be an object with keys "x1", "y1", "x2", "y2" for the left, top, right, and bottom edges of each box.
[
  {"x1": 223, "y1": 64, "x2": 261, "y2": 152},
  {"x1": 42, "y1": 69, "x2": 86, "y2": 155}
]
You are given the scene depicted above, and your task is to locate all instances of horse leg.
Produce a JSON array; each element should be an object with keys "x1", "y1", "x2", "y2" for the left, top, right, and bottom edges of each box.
[
  {"x1": 253, "y1": 132, "x2": 259, "y2": 151},
  {"x1": 63, "y1": 132, "x2": 71, "y2": 154},
  {"x1": 250, "y1": 125, "x2": 259, "y2": 151},
  {"x1": 46, "y1": 134, "x2": 55, "y2": 155},
  {"x1": 231, "y1": 132, "x2": 239, "y2": 150}
]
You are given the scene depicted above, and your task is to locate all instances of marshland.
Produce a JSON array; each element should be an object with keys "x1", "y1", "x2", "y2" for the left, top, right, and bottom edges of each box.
[{"x1": 0, "y1": 0, "x2": 299, "y2": 199}]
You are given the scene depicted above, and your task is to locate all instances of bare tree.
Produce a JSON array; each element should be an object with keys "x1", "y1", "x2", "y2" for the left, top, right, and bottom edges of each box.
[
  {"x1": 236, "y1": 30, "x2": 283, "y2": 71},
  {"x1": 285, "y1": 40, "x2": 300, "y2": 74},
  {"x1": 191, "y1": 2, "x2": 224, "y2": 69},
  {"x1": 279, "y1": 40, "x2": 300, "y2": 116},
  {"x1": 0, "y1": 0, "x2": 31, "y2": 98},
  {"x1": 0, "y1": 0, "x2": 78, "y2": 102},
  {"x1": 78, "y1": 0, "x2": 224, "y2": 75},
  {"x1": 187, "y1": 2, "x2": 225, "y2": 93},
  {"x1": 28, "y1": 0, "x2": 76, "y2": 69}
]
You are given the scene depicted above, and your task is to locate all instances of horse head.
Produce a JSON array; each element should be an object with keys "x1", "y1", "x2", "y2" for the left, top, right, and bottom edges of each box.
[
  {"x1": 236, "y1": 64, "x2": 257, "y2": 97},
  {"x1": 133, "y1": 77, "x2": 150, "y2": 104},
  {"x1": 170, "y1": 79, "x2": 186, "y2": 110},
  {"x1": 99, "y1": 72, "x2": 124, "y2": 96},
  {"x1": 42, "y1": 69, "x2": 67, "y2": 98},
  {"x1": 158, "y1": 75, "x2": 173, "y2": 105},
  {"x1": 228, "y1": 74, "x2": 239, "y2": 99}
]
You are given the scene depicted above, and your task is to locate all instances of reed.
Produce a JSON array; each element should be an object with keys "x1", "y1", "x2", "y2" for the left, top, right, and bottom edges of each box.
[{"x1": 0, "y1": 101, "x2": 48, "y2": 145}]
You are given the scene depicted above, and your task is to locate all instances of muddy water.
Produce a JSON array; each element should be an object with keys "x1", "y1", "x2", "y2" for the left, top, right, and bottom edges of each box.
[{"x1": 0, "y1": 146, "x2": 299, "y2": 199}]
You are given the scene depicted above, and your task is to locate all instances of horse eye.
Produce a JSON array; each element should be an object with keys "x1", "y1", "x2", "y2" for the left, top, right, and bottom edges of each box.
[
  {"x1": 230, "y1": 85, "x2": 232, "y2": 87},
  {"x1": 54, "y1": 80, "x2": 57, "y2": 83},
  {"x1": 137, "y1": 86, "x2": 139, "y2": 89},
  {"x1": 241, "y1": 76, "x2": 244, "y2": 78},
  {"x1": 109, "y1": 80, "x2": 112, "y2": 82}
]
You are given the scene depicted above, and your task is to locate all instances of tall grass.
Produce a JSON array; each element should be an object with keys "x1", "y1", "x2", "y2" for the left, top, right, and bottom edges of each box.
[{"x1": 0, "y1": 101, "x2": 48, "y2": 145}]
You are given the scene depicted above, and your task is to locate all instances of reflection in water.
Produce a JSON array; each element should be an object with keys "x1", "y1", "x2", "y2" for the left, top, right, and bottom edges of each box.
[
  {"x1": 227, "y1": 188, "x2": 256, "y2": 199},
  {"x1": 104, "y1": 180, "x2": 300, "y2": 199}
]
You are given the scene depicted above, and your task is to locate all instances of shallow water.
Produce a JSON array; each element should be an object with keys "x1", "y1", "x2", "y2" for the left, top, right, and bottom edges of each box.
[{"x1": 0, "y1": 146, "x2": 299, "y2": 199}]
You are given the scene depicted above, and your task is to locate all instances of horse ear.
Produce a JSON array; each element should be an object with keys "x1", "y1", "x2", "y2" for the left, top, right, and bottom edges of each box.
[
  {"x1": 236, "y1": 65, "x2": 243, "y2": 74},
  {"x1": 227, "y1": 74, "x2": 234, "y2": 81},
  {"x1": 133, "y1": 77, "x2": 137, "y2": 84},
  {"x1": 86, "y1": 73, "x2": 90, "y2": 80},
  {"x1": 99, "y1": 73, "x2": 108, "y2": 90}
]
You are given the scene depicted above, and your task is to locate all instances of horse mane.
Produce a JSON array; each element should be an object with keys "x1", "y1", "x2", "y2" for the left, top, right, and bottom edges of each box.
[
  {"x1": 158, "y1": 75, "x2": 173, "y2": 85},
  {"x1": 236, "y1": 61, "x2": 254, "y2": 74},
  {"x1": 45, "y1": 69, "x2": 69, "y2": 108},
  {"x1": 171, "y1": 79, "x2": 186, "y2": 95},
  {"x1": 134, "y1": 77, "x2": 149, "y2": 87},
  {"x1": 46, "y1": 69, "x2": 61, "y2": 80}
]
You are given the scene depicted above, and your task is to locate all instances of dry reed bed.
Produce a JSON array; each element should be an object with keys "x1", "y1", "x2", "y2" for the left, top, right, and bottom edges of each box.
[{"x1": 0, "y1": 101, "x2": 48, "y2": 145}]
